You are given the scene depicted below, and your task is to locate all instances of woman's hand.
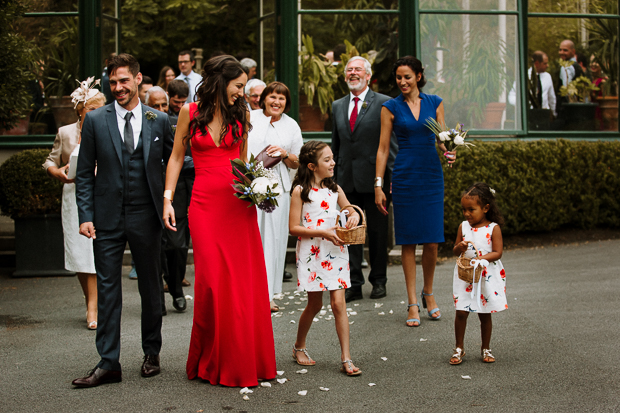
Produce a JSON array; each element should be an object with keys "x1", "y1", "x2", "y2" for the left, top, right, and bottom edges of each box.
[
  {"x1": 322, "y1": 226, "x2": 344, "y2": 246},
  {"x1": 345, "y1": 212, "x2": 360, "y2": 228},
  {"x1": 163, "y1": 199, "x2": 177, "y2": 231},
  {"x1": 444, "y1": 149, "x2": 457, "y2": 165},
  {"x1": 375, "y1": 187, "x2": 388, "y2": 216},
  {"x1": 49, "y1": 164, "x2": 75, "y2": 184},
  {"x1": 266, "y1": 145, "x2": 287, "y2": 158}
]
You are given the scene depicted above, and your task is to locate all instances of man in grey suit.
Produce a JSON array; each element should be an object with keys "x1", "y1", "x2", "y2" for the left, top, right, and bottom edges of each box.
[
  {"x1": 332, "y1": 56, "x2": 397, "y2": 303},
  {"x1": 73, "y1": 53, "x2": 174, "y2": 387}
]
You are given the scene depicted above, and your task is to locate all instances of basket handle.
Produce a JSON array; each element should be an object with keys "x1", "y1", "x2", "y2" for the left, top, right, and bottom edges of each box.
[
  {"x1": 458, "y1": 240, "x2": 480, "y2": 259},
  {"x1": 339, "y1": 204, "x2": 366, "y2": 227}
]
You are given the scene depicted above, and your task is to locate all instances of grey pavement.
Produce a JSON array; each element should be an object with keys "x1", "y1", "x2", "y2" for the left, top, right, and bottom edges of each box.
[{"x1": 1, "y1": 239, "x2": 619, "y2": 413}]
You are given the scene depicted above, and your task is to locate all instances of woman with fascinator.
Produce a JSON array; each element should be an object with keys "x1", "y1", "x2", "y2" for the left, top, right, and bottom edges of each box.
[{"x1": 43, "y1": 77, "x2": 106, "y2": 330}]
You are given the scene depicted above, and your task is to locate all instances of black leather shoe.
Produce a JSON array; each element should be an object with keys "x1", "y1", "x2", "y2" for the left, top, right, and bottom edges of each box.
[
  {"x1": 345, "y1": 289, "x2": 363, "y2": 303},
  {"x1": 162, "y1": 306, "x2": 167, "y2": 316},
  {"x1": 370, "y1": 284, "x2": 387, "y2": 299},
  {"x1": 72, "y1": 367, "x2": 122, "y2": 388},
  {"x1": 172, "y1": 296, "x2": 187, "y2": 312},
  {"x1": 141, "y1": 355, "x2": 161, "y2": 377},
  {"x1": 283, "y1": 270, "x2": 293, "y2": 281}
]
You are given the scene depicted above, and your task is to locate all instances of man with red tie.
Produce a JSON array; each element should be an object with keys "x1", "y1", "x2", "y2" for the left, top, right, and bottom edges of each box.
[{"x1": 331, "y1": 56, "x2": 398, "y2": 302}]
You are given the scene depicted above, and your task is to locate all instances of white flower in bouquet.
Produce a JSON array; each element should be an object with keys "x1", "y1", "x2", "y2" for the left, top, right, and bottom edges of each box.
[
  {"x1": 439, "y1": 131, "x2": 450, "y2": 142},
  {"x1": 453, "y1": 135, "x2": 465, "y2": 146},
  {"x1": 252, "y1": 177, "x2": 273, "y2": 195}
]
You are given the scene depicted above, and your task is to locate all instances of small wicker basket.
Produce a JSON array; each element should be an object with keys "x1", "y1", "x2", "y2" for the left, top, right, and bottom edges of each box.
[
  {"x1": 335, "y1": 204, "x2": 366, "y2": 245},
  {"x1": 456, "y1": 241, "x2": 483, "y2": 283}
]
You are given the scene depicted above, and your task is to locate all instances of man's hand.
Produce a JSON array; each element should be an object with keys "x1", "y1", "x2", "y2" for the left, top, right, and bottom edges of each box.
[{"x1": 79, "y1": 222, "x2": 96, "y2": 239}]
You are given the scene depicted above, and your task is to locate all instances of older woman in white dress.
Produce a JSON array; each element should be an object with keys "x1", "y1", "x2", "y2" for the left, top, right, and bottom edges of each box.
[
  {"x1": 248, "y1": 82, "x2": 303, "y2": 312},
  {"x1": 43, "y1": 78, "x2": 105, "y2": 330}
]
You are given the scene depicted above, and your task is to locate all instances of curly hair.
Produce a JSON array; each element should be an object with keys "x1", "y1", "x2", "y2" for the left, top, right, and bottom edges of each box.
[
  {"x1": 392, "y1": 56, "x2": 427, "y2": 89},
  {"x1": 462, "y1": 182, "x2": 504, "y2": 225},
  {"x1": 185, "y1": 55, "x2": 250, "y2": 146},
  {"x1": 291, "y1": 141, "x2": 338, "y2": 204}
]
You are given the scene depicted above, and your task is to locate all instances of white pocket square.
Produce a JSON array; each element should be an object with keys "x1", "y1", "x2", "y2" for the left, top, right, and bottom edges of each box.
[{"x1": 154, "y1": 137, "x2": 160, "y2": 141}]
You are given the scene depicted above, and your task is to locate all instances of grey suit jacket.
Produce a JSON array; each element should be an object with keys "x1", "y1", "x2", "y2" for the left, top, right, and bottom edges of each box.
[
  {"x1": 75, "y1": 103, "x2": 174, "y2": 231},
  {"x1": 331, "y1": 89, "x2": 398, "y2": 194}
]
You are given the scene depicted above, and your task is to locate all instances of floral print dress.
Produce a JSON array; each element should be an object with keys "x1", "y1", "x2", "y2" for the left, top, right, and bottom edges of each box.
[
  {"x1": 296, "y1": 186, "x2": 350, "y2": 292},
  {"x1": 453, "y1": 221, "x2": 508, "y2": 313}
]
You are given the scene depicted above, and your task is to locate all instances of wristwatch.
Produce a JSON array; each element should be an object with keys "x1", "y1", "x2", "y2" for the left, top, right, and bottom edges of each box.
[
  {"x1": 374, "y1": 177, "x2": 383, "y2": 188},
  {"x1": 282, "y1": 151, "x2": 289, "y2": 160}
]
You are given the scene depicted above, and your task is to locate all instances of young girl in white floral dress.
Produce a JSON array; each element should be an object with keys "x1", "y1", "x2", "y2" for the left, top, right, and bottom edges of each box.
[
  {"x1": 289, "y1": 141, "x2": 362, "y2": 376},
  {"x1": 451, "y1": 182, "x2": 507, "y2": 365}
]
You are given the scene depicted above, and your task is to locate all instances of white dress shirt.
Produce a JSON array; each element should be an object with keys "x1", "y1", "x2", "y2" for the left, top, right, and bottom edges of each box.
[
  {"x1": 176, "y1": 70, "x2": 202, "y2": 103},
  {"x1": 507, "y1": 68, "x2": 557, "y2": 116},
  {"x1": 348, "y1": 87, "x2": 370, "y2": 120},
  {"x1": 114, "y1": 101, "x2": 142, "y2": 150},
  {"x1": 560, "y1": 56, "x2": 577, "y2": 87}
]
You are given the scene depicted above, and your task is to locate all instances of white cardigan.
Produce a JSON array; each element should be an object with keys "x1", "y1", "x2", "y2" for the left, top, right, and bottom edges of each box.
[{"x1": 248, "y1": 109, "x2": 303, "y2": 193}]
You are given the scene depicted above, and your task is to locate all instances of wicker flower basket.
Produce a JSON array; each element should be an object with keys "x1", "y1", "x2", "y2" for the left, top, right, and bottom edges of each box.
[
  {"x1": 335, "y1": 204, "x2": 366, "y2": 245},
  {"x1": 456, "y1": 241, "x2": 483, "y2": 283}
]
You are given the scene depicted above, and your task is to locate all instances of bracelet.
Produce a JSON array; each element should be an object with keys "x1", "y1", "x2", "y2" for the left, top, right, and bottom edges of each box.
[
  {"x1": 374, "y1": 177, "x2": 383, "y2": 188},
  {"x1": 164, "y1": 189, "x2": 173, "y2": 202},
  {"x1": 283, "y1": 151, "x2": 289, "y2": 160}
]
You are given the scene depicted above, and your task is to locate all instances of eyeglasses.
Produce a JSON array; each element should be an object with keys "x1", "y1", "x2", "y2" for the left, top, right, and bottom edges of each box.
[
  {"x1": 178, "y1": 60, "x2": 191, "y2": 64},
  {"x1": 346, "y1": 67, "x2": 365, "y2": 73},
  {"x1": 249, "y1": 94, "x2": 261, "y2": 98}
]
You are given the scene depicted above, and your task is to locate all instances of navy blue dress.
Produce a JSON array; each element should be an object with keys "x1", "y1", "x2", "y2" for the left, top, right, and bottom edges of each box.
[{"x1": 383, "y1": 93, "x2": 444, "y2": 245}]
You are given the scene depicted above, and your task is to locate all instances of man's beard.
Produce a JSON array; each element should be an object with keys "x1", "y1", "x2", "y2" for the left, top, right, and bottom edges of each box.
[{"x1": 347, "y1": 79, "x2": 367, "y2": 92}]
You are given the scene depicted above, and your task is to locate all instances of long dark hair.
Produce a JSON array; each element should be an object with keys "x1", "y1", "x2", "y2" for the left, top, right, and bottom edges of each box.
[
  {"x1": 462, "y1": 182, "x2": 504, "y2": 225},
  {"x1": 186, "y1": 55, "x2": 250, "y2": 146},
  {"x1": 291, "y1": 141, "x2": 338, "y2": 204}
]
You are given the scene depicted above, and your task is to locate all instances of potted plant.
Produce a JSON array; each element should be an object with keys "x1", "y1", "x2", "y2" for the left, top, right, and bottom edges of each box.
[
  {"x1": 589, "y1": 17, "x2": 619, "y2": 131},
  {"x1": 0, "y1": 0, "x2": 38, "y2": 135},
  {"x1": 559, "y1": 74, "x2": 599, "y2": 131},
  {"x1": 298, "y1": 35, "x2": 338, "y2": 131},
  {"x1": 0, "y1": 149, "x2": 72, "y2": 277},
  {"x1": 44, "y1": 17, "x2": 80, "y2": 129}
]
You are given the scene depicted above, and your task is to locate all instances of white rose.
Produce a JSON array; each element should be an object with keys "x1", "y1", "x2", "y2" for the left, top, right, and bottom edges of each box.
[
  {"x1": 453, "y1": 135, "x2": 465, "y2": 146},
  {"x1": 439, "y1": 131, "x2": 450, "y2": 142},
  {"x1": 252, "y1": 177, "x2": 272, "y2": 195}
]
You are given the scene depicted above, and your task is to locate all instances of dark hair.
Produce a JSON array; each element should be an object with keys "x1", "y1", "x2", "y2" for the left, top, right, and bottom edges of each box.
[
  {"x1": 186, "y1": 55, "x2": 250, "y2": 146},
  {"x1": 531, "y1": 51, "x2": 547, "y2": 63},
  {"x1": 157, "y1": 65, "x2": 174, "y2": 88},
  {"x1": 259, "y1": 81, "x2": 291, "y2": 113},
  {"x1": 142, "y1": 76, "x2": 153, "y2": 86},
  {"x1": 178, "y1": 50, "x2": 195, "y2": 61},
  {"x1": 108, "y1": 53, "x2": 140, "y2": 77},
  {"x1": 392, "y1": 56, "x2": 426, "y2": 89},
  {"x1": 576, "y1": 52, "x2": 588, "y2": 66},
  {"x1": 291, "y1": 141, "x2": 338, "y2": 204},
  {"x1": 167, "y1": 79, "x2": 189, "y2": 98},
  {"x1": 462, "y1": 182, "x2": 504, "y2": 225},
  {"x1": 333, "y1": 44, "x2": 346, "y2": 62}
]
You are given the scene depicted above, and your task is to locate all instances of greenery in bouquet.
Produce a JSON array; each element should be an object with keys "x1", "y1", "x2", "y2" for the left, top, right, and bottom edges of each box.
[
  {"x1": 425, "y1": 118, "x2": 474, "y2": 152},
  {"x1": 231, "y1": 155, "x2": 280, "y2": 213}
]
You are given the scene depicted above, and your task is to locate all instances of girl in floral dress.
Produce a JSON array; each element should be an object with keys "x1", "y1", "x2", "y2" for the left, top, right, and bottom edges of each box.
[
  {"x1": 451, "y1": 182, "x2": 507, "y2": 365},
  {"x1": 288, "y1": 141, "x2": 362, "y2": 376}
]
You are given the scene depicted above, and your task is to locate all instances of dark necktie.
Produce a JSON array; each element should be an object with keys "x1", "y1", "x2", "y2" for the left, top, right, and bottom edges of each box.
[
  {"x1": 124, "y1": 112, "x2": 134, "y2": 154},
  {"x1": 350, "y1": 97, "x2": 359, "y2": 132}
]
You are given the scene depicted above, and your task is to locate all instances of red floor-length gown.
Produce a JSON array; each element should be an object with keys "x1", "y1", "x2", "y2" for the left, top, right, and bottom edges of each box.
[{"x1": 186, "y1": 103, "x2": 276, "y2": 387}]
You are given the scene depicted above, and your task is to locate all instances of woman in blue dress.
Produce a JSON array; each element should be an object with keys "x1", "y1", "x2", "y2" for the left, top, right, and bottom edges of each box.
[{"x1": 374, "y1": 56, "x2": 456, "y2": 327}]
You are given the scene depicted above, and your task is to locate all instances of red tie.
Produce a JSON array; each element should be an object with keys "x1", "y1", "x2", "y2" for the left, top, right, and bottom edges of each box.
[{"x1": 350, "y1": 97, "x2": 360, "y2": 132}]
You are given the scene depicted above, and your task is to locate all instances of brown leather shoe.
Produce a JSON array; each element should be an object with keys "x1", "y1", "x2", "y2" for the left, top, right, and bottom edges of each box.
[
  {"x1": 181, "y1": 279, "x2": 191, "y2": 287},
  {"x1": 72, "y1": 367, "x2": 122, "y2": 388},
  {"x1": 141, "y1": 355, "x2": 161, "y2": 377}
]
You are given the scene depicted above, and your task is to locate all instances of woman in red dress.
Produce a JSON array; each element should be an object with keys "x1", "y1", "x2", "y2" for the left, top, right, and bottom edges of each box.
[{"x1": 163, "y1": 55, "x2": 276, "y2": 387}]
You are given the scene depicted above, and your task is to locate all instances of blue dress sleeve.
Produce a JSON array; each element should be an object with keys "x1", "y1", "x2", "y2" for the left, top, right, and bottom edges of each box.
[
  {"x1": 382, "y1": 98, "x2": 397, "y2": 114},
  {"x1": 427, "y1": 94, "x2": 443, "y2": 111}
]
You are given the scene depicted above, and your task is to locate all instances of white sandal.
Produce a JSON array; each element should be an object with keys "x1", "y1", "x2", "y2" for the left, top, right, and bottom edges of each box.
[
  {"x1": 292, "y1": 346, "x2": 316, "y2": 366},
  {"x1": 481, "y1": 348, "x2": 495, "y2": 363},
  {"x1": 450, "y1": 347, "x2": 465, "y2": 365},
  {"x1": 341, "y1": 359, "x2": 362, "y2": 376}
]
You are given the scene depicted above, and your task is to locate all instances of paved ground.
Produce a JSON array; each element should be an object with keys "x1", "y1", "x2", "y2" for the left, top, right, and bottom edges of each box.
[{"x1": 1, "y1": 239, "x2": 619, "y2": 413}]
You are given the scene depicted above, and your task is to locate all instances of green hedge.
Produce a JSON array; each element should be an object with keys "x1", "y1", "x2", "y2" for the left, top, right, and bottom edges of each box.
[{"x1": 442, "y1": 139, "x2": 620, "y2": 242}]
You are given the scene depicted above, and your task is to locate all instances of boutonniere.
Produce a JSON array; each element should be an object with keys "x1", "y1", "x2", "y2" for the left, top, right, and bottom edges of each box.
[
  {"x1": 171, "y1": 125, "x2": 177, "y2": 134},
  {"x1": 145, "y1": 111, "x2": 157, "y2": 121},
  {"x1": 361, "y1": 101, "x2": 368, "y2": 110}
]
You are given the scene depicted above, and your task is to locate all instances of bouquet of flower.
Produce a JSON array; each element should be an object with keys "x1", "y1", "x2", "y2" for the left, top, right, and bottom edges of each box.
[
  {"x1": 425, "y1": 118, "x2": 473, "y2": 152},
  {"x1": 231, "y1": 154, "x2": 280, "y2": 213}
]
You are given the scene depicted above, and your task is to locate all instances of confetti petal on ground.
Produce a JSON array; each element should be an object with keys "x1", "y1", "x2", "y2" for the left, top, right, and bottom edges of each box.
[
  {"x1": 400, "y1": 301, "x2": 405, "y2": 304},
  {"x1": 349, "y1": 311, "x2": 358, "y2": 315},
  {"x1": 389, "y1": 310, "x2": 394, "y2": 314},
  {"x1": 368, "y1": 383, "x2": 377, "y2": 387},
  {"x1": 319, "y1": 387, "x2": 329, "y2": 391},
  {"x1": 349, "y1": 321, "x2": 355, "y2": 325},
  {"x1": 277, "y1": 371, "x2": 284, "y2": 375},
  {"x1": 353, "y1": 303, "x2": 360, "y2": 306},
  {"x1": 243, "y1": 395, "x2": 250, "y2": 401},
  {"x1": 300, "y1": 298, "x2": 307, "y2": 301},
  {"x1": 319, "y1": 310, "x2": 327, "y2": 316},
  {"x1": 420, "y1": 338, "x2": 428, "y2": 342},
  {"x1": 277, "y1": 378, "x2": 287, "y2": 384},
  {"x1": 298, "y1": 390, "x2": 308, "y2": 396},
  {"x1": 294, "y1": 302, "x2": 301, "y2": 305},
  {"x1": 185, "y1": 295, "x2": 193, "y2": 300},
  {"x1": 289, "y1": 311, "x2": 296, "y2": 315},
  {"x1": 378, "y1": 312, "x2": 385, "y2": 315},
  {"x1": 381, "y1": 357, "x2": 388, "y2": 361},
  {"x1": 346, "y1": 308, "x2": 352, "y2": 311},
  {"x1": 461, "y1": 375, "x2": 472, "y2": 380},
  {"x1": 313, "y1": 318, "x2": 319, "y2": 322},
  {"x1": 290, "y1": 320, "x2": 296, "y2": 324},
  {"x1": 296, "y1": 369, "x2": 308, "y2": 374},
  {"x1": 274, "y1": 313, "x2": 282, "y2": 317},
  {"x1": 284, "y1": 302, "x2": 290, "y2": 305},
  {"x1": 327, "y1": 305, "x2": 332, "y2": 309},
  {"x1": 374, "y1": 303, "x2": 383, "y2": 308},
  {"x1": 240, "y1": 387, "x2": 253, "y2": 394},
  {"x1": 261, "y1": 382, "x2": 272, "y2": 387}
]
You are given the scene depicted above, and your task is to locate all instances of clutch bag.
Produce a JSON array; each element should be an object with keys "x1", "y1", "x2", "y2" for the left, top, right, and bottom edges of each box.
[{"x1": 256, "y1": 145, "x2": 282, "y2": 169}]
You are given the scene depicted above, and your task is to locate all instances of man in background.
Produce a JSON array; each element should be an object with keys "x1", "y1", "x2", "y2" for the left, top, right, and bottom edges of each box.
[{"x1": 176, "y1": 50, "x2": 201, "y2": 103}]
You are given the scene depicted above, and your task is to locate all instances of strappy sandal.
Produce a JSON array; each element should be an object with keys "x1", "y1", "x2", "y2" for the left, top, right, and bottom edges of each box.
[
  {"x1": 292, "y1": 346, "x2": 316, "y2": 366},
  {"x1": 341, "y1": 359, "x2": 362, "y2": 376},
  {"x1": 406, "y1": 303, "x2": 420, "y2": 327},
  {"x1": 421, "y1": 291, "x2": 441, "y2": 320},
  {"x1": 450, "y1": 347, "x2": 465, "y2": 365},
  {"x1": 481, "y1": 348, "x2": 495, "y2": 363}
]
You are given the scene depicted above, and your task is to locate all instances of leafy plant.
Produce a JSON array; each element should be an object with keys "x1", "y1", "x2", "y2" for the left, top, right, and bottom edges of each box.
[
  {"x1": 298, "y1": 35, "x2": 338, "y2": 114},
  {"x1": 588, "y1": 17, "x2": 619, "y2": 96},
  {"x1": 559, "y1": 75, "x2": 599, "y2": 102},
  {"x1": 0, "y1": 0, "x2": 38, "y2": 131},
  {"x1": 0, "y1": 149, "x2": 63, "y2": 218},
  {"x1": 43, "y1": 17, "x2": 79, "y2": 97}
]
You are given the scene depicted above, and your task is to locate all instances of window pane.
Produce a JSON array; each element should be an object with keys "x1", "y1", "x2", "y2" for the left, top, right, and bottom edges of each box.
[
  {"x1": 529, "y1": 17, "x2": 619, "y2": 131},
  {"x1": 528, "y1": 0, "x2": 618, "y2": 15},
  {"x1": 419, "y1": 0, "x2": 517, "y2": 12},
  {"x1": 301, "y1": 0, "x2": 398, "y2": 10},
  {"x1": 420, "y1": 14, "x2": 521, "y2": 130},
  {"x1": 260, "y1": 16, "x2": 276, "y2": 81},
  {"x1": 299, "y1": 12, "x2": 399, "y2": 131}
]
